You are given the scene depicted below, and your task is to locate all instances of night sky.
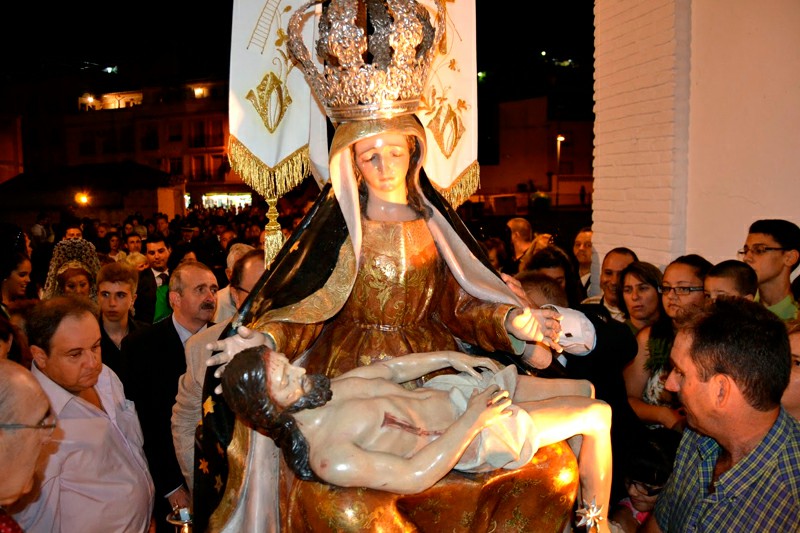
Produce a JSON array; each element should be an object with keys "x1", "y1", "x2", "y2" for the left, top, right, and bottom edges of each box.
[{"x1": 1, "y1": 1, "x2": 593, "y2": 96}]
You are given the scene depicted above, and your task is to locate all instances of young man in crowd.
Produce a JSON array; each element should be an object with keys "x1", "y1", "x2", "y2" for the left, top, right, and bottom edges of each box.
[
  {"x1": 96, "y1": 262, "x2": 145, "y2": 382},
  {"x1": 740, "y1": 219, "x2": 800, "y2": 320},
  {"x1": 582, "y1": 247, "x2": 638, "y2": 322}
]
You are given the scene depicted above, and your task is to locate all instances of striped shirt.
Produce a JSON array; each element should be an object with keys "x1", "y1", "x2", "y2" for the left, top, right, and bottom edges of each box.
[{"x1": 654, "y1": 408, "x2": 800, "y2": 532}]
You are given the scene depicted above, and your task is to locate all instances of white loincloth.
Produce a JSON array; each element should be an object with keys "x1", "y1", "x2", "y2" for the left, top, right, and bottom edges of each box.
[{"x1": 424, "y1": 365, "x2": 539, "y2": 472}]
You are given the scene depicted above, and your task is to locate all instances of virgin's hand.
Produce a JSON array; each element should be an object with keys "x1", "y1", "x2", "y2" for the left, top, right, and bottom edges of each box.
[
  {"x1": 466, "y1": 385, "x2": 512, "y2": 429},
  {"x1": 505, "y1": 307, "x2": 564, "y2": 351},
  {"x1": 449, "y1": 354, "x2": 500, "y2": 378},
  {"x1": 207, "y1": 326, "x2": 271, "y2": 394},
  {"x1": 500, "y1": 273, "x2": 531, "y2": 306}
]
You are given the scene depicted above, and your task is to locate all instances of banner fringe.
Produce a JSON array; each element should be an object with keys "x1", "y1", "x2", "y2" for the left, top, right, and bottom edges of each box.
[
  {"x1": 432, "y1": 160, "x2": 480, "y2": 207},
  {"x1": 229, "y1": 135, "x2": 310, "y2": 199}
]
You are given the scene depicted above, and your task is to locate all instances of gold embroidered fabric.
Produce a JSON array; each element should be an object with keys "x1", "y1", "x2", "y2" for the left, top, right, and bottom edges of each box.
[{"x1": 256, "y1": 217, "x2": 516, "y2": 379}]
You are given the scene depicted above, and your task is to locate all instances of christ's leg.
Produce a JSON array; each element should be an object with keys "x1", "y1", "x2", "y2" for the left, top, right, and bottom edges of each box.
[
  {"x1": 518, "y1": 397, "x2": 613, "y2": 533},
  {"x1": 514, "y1": 375, "x2": 594, "y2": 402}
]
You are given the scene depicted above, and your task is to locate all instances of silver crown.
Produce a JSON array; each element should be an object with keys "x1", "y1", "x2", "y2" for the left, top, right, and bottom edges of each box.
[{"x1": 288, "y1": 0, "x2": 444, "y2": 122}]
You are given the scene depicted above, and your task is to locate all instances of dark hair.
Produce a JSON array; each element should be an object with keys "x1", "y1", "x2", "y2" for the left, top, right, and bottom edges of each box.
[
  {"x1": 1, "y1": 252, "x2": 30, "y2": 283},
  {"x1": 27, "y1": 296, "x2": 99, "y2": 354},
  {"x1": 616, "y1": 261, "x2": 664, "y2": 318},
  {"x1": 97, "y1": 262, "x2": 139, "y2": 294},
  {"x1": 605, "y1": 247, "x2": 639, "y2": 263},
  {"x1": 145, "y1": 234, "x2": 169, "y2": 249},
  {"x1": 516, "y1": 271, "x2": 569, "y2": 307},
  {"x1": 748, "y1": 219, "x2": 800, "y2": 271},
  {"x1": 167, "y1": 242, "x2": 200, "y2": 272},
  {"x1": 625, "y1": 428, "x2": 681, "y2": 487},
  {"x1": 222, "y1": 346, "x2": 330, "y2": 481},
  {"x1": 682, "y1": 298, "x2": 790, "y2": 411},
  {"x1": 707, "y1": 260, "x2": 758, "y2": 297},
  {"x1": 669, "y1": 254, "x2": 713, "y2": 281},
  {"x1": 521, "y1": 246, "x2": 583, "y2": 306},
  {"x1": 230, "y1": 249, "x2": 265, "y2": 290},
  {"x1": 480, "y1": 237, "x2": 508, "y2": 266}
]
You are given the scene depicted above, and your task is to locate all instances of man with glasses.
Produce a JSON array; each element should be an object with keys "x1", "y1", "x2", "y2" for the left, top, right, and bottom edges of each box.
[
  {"x1": 12, "y1": 296, "x2": 154, "y2": 532},
  {"x1": 739, "y1": 219, "x2": 800, "y2": 321},
  {"x1": 642, "y1": 298, "x2": 799, "y2": 532},
  {"x1": 0, "y1": 360, "x2": 53, "y2": 531}
]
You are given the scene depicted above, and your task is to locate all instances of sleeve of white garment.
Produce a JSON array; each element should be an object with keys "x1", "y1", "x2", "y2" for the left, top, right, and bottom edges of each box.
[{"x1": 542, "y1": 305, "x2": 597, "y2": 355}]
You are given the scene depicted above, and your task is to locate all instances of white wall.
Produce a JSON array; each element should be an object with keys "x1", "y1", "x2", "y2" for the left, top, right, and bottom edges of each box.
[
  {"x1": 686, "y1": 0, "x2": 800, "y2": 265},
  {"x1": 593, "y1": 0, "x2": 800, "y2": 270},
  {"x1": 593, "y1": 0, "x2": 690, "y2": 268}
]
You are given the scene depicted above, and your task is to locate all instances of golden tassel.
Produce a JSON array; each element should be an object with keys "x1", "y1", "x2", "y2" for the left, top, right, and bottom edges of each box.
[
  {"x1": 228, "y1": 135, "x2": 310, "y2": 199},
  {"x1": 263, "y1": 198, "x2": 284, "y2": 268},
  {"x1": 433, "y1": 160, "x2": 481, "y2": 208}
]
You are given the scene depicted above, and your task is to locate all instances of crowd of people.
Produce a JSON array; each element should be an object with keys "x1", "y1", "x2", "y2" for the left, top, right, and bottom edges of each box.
[{"x1": 1, "y1": 207, "x2": 799, "y2": 532}]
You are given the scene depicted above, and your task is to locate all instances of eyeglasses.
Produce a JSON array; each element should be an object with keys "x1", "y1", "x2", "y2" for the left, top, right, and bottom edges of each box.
[
  {"x1": 737, "y1": 245, "x2": 785, "y2": 258},
  {"x1": 625, "y1": 479, "x2": 664, "y2": 497},
  {"x1": 0, "y1": 411, "x2": 56, "y2": 435},
  {"x1": 658, "y1": 286, "x2": 704, "y2": 296}
]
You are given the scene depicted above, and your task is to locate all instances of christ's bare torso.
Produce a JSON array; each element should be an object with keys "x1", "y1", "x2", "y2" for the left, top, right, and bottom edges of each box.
[{"x1": 304, "y1": 377, "x2": 459, "y2": 459}]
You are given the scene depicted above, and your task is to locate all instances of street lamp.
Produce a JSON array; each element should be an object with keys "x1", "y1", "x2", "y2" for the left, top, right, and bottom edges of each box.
[
  {"x1": 556, "y1": 134, "x2": 565, "y2": 174},
  {"x1": 555, "y1": 135, "x2": 565, "y2": 206}
]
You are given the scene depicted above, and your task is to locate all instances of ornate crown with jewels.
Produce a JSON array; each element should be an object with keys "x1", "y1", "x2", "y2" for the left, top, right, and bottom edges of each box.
[{"x1": 288, "y1": 0, "x2": 445, "y2": 122}]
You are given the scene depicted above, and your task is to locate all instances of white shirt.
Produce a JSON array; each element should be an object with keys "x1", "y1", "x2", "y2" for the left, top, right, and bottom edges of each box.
[{"x1": 14, "y1": 365, "x2": 154, "y2": 533}]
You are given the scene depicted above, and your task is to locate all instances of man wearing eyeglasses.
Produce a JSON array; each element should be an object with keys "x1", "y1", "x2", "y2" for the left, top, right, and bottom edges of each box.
[
  {"x1": 12, "y1": 296, "x2": 154, "y2": 533},
  {"x1": 0, "y1": 360, "x2": 52, "y2": 532},
  {"x1": 739, "y1": 219, "x2": 800, "y2": 321}
]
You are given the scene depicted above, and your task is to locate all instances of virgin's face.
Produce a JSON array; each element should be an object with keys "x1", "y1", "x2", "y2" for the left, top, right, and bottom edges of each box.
[{"x1": 354, "y1": 133, "x2": 411, "y2": 204}]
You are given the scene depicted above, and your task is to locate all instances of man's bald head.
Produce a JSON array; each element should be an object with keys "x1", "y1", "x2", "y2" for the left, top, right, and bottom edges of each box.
[
  {"x1": 0, "y1": 360, "x2": 51, "y2": 506},
  {"x1": 0, "y1": 360, "x2": 48, "y2": 425}
]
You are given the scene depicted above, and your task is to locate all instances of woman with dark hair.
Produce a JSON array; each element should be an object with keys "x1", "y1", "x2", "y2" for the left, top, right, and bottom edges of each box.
[
  {"x1": 520, "y1": 245, "x2": 585, "y2": 307},
  {"x1": 623, "y1": 254, "x2": 712, "y2": 430},
  {"x1": 616, "y1": 261, "x2": 664, "y2": 335},
  {"x1": 106, "y1": 232, "x2": 127, "y2": 262}
]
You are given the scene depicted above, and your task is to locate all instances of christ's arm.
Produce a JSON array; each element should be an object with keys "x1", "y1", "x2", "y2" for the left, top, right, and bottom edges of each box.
[{"x1": 339, "y1": 350, "x2": 500, "y2": 384}]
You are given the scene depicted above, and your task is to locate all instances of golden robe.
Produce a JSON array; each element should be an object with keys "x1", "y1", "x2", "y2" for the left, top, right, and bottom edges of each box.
[{"x1": 260, "y1": 217, "x2": 517, "y2": 379}]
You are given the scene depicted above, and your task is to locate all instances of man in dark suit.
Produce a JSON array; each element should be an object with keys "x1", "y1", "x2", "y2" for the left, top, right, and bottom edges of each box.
[
  {"x1": 122, "y1": 261, "x2": 218, "y2": 532},
  {"x1": 134, "y1": 235, "x2": 172, "y2": 324}
]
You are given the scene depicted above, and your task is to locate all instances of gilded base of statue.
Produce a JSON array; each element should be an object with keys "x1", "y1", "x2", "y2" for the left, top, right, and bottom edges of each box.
[{"x1": 283, "y1": 440, "x2": 579, "y2": 532}]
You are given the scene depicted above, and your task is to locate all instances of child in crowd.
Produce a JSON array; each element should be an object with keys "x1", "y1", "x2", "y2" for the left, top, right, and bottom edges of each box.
[
  {"x1": 124, "y1": 251, "x2": 148, "y2": 272},
  {"x1": 611, "y1": 428, "x2": 680, "y2": 532},
  {"x1": 703, "y1": 259, "x2": 758, "y2": 301}
]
